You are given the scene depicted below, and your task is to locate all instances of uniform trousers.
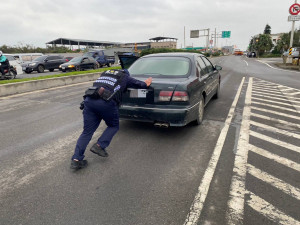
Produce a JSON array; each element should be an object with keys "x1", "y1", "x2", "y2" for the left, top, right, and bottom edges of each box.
[{"x1": 72, "y1": 97, "x2": 119, "y2": 161}]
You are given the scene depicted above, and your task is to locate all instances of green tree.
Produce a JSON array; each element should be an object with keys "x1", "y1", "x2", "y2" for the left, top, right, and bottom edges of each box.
[
  {"x1": 249, "y1": 34, "x2": 273, "y2": 56},
  {"x1": 264, "y1": 24, "x2": 271, "y2": 34}
]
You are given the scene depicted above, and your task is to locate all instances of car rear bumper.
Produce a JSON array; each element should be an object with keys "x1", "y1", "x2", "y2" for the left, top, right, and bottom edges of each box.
[{"x1": 119, "y1": 103, "x2": 199, "y2": 127}]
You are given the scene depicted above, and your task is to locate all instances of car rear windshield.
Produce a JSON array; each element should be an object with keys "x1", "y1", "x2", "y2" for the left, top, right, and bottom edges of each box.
[{"x1": 128, "y1": 56, "x2": 191, "y2": 77}]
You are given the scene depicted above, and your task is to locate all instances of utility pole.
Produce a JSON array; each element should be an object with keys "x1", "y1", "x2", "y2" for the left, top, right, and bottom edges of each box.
[
  {"x1": 214, "y1": 28, "x2": 217, "y2": 48},
  {"x1": 290, "y1": 0, "x2": 297, "y2": 49},
  {"x1": 184, "y1": 26, "x2": 186, "y2": 48}
]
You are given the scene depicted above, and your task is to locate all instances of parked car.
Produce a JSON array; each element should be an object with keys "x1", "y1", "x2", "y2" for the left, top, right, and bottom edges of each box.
[
  {"x1": 22, "y1": 55, "x2": 66, "y2": 73},
  {"x1": 118, "y1": 52, "x2": 222, "y2": 127},
  {"x1": 59, "y1": 56, "x2": 98, "y2": 72},
  {"x1": 84, "y1": 50, "x2": 115, "y2": 67},
  {"x1": 4, "y1": 54, "x2": 23, "y2": 75}
]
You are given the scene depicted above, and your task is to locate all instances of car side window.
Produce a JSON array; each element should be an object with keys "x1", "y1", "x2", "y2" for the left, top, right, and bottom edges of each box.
[
  {"x1": 82, "y1": 58, "x2": 89, "y2": 63},
  {"x1": 47, "y1": 56, "x2": 57, "y2": 61},
  {"x1": 202, "y1": 57, "x2": 213, "y2": 73},
  {"x1": 196, "y1": 57, "x2": 208, "y2": 75}
]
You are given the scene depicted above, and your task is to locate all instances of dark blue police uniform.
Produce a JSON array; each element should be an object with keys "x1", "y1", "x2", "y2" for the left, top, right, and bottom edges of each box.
[{"x1": 72, "y1": 69, "x2": 147, "y2": 161}]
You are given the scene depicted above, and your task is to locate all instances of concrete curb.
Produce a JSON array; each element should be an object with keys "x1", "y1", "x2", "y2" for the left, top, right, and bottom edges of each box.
[{"x1": 0, "y1": 72, "x2": 102, "y2": 97}]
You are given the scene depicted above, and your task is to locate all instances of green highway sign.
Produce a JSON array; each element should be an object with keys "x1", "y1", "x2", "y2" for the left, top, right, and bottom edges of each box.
[{"x1": 222, "y1": 31, "x2": 231, "y2": 38}]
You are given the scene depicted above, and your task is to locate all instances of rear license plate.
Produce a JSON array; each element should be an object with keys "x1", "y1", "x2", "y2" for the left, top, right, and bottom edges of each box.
[
  {"x1": 130, "y1": 89, "x2": 147, "y2": 98},
  {"x1": 62, "y1": 67, "x2": 65, "y2": 70}
]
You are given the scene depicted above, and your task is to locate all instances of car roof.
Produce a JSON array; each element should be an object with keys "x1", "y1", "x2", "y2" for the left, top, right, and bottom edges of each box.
[{"x1": 142, "y1": 52, "x2": 204, "y2": 59}]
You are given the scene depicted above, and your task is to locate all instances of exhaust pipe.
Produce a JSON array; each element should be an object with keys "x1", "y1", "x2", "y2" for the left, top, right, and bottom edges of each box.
[
  {"x1": 154, "y1": 122, "x2": 162, "y2": 128},
  {"x1": 154, "y1": 122, "x2": 169, "y2": 128},
  {"x1": 161, "y1": 123, "x2": 169, "y2": 128}
]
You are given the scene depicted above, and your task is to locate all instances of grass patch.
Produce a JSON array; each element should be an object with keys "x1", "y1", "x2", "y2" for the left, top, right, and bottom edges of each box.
[{"x1": 0, "y1": 66, "x2": 121, "y2": 85}]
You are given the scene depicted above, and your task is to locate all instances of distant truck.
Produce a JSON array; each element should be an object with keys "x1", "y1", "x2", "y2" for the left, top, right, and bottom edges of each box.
[
  {"x1": 83, "y1": 50, "x2": 115, "y2": 67},
  {"x1": 233, "y1": 49, "x2": 243, "y2": 56}
]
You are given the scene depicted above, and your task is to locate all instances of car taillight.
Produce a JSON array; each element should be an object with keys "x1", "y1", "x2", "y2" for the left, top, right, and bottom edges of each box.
[
  {"x1": 65, "y1": 59, "x2": 69, "y2": 62},
  {"x1": 173, "y1": 91, "x2": 189, "y2": 101},
  {"x1": 158, "y1": 91, "x2": 189, "y2": 102},
  {"x1": 159, "y1": 91, "x2": 173, "y2": 101}
]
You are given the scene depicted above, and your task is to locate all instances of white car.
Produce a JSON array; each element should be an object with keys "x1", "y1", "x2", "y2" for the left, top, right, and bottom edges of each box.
[{"x1": 4, "y1": 54, "x2": 23, "y2": 75}]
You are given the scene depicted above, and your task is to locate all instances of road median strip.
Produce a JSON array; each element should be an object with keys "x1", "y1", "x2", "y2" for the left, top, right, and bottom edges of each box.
[{"x1": 0, "y1": 66, "x2": 121, "y2": 97}]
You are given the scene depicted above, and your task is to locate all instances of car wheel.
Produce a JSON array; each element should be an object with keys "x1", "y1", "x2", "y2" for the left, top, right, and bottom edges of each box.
[
  {"x1": 75, "y1": 66, "x2": 81, "y2": 71},
  {"x1": 213, "y1": 81, "x2": 220, "y2": 99},
  {"x1": 49, "y1": 68, "x2": 54, "y2": 72},
  {"x1": 93, "y1": 64, "x2": 97, "y2": 70},
  {"x1": 195, "y1": 95, "x2": 204, "y2": 125},
  {"x1": 25, "y1": 71, "x2": 31, "y2": 74},
  {"x1": 37, "y1": 65, "x2": 44, "y2": 73},
  {"x1": 106, "y1": 63, "x2": 111, "y2": 67}
]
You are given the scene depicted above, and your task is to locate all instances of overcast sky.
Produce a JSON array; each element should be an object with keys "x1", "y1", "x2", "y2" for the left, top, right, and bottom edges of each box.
[{"x1": 0, "y1": 0, "x2": 297, "y2": 50}]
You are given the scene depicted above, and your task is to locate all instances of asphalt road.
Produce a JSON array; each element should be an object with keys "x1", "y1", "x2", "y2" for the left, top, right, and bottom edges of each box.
[{"x1": 0, "y1": 56, "x2": 299, "y2": 225}]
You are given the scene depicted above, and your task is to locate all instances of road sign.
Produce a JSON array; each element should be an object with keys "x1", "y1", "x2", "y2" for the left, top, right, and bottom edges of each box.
[
  {"x1": 288, "y1": 15, "x2": 300, "y2": 21},
  {"x1": 222, "y1": 31, "x2": 231, "y2": 38},
  {"x1": 289, "y1": 3, "x2": 300, "y2": 15},
  {"x1": 190, "y1": 30, "x2": 199, "y2": 38}
]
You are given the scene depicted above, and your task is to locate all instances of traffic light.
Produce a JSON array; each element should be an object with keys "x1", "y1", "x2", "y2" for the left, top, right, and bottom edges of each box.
[{"x1": 222, "y1": 31, "x2": 231, "y2": 38}]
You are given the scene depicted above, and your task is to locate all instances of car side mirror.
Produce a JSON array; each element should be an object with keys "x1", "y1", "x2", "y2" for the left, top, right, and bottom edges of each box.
[{"x1": 215, "y1": 65, "x2": 222, "y2": 71}]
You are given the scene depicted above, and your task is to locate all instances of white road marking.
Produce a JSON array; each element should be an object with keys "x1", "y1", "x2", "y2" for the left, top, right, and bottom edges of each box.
[
  {"x1": 252, "y1": 93, "x2": 300, "y2": 104},
  {"x1": 249, "y1": 144, "x2": 300, "y2": 172},
  {"x1": 252, "y1": 97, "x2": 298, "y2": 108},
  {"x1": 183, "y1": 78, "x2": 246, "y2": 225},
  {"x1": 252, "y1": 86, "x2": 281, "y2": 92},
  {"x1": 287, "y1": 91, "x2": 300, "y2": 96},
  {"x1": 256, "y1": 59, "x2": 300, "y2": 74},
  {"x1": 251, "y1": 106, "x2": 300, "y2": 121},
  {"x1": 247, "y1": 164, "x2": 300, "y2": 200},
  {"x1": 226, "y1": 78, "x2": 253, "y2": 224},
  {"x1": 250, "y1": 131, "x2": 300, "y2": 154},
  {"x1": 252, "y1": 101, "x2": 299, "y2": 113},
  {"x1": 243, "y1": 60, "x2": 248, "y2": 66},
  {"x1": 251, "y1": 113, "x2": 300, "y2": 129},
  {"x1": 246, "y1": 191, "x2": 300, "y2": 225},
  {"x1": 250, "y1": 121, "x2": 300, "y2": 139},
  {"x1": 252, "y1": 87, "x2": 283, "y2": 95}
]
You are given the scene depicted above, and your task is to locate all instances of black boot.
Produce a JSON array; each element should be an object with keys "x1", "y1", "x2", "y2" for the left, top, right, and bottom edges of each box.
[
  {"x1": 90, "y1": 143, "x2": 108, "y2": 157},
  {"x1": 70, "y1": 160, "x2": 88, "y2": 170}
]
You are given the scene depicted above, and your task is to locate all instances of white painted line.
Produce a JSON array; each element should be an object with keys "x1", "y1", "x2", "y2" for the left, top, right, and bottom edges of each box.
[
  {"x1": 251, "y1": 106, "x2": 300, "y2": 121},
  {"x1": 251, "y1": 113, "x2": 300, "y2": 129},
  {"x1": 248, "y1": 164, "x2": 300, "y2": 200},
  {"x1": 243, "y1": 60, "x2": 248, "y2": 66},
  {"x1": 246, "y1": 191, "x2": 300, "y2": 225},
  {"x1": 249, "y1": 144, "x2": 300, "y2": 172},
  {"x1": 252, "y1": 87, "x2": 283, "y2": 95},
  {"x1": 252, "y1": 101, "x2": 299, "y2": 114},
  {"x1": 250, "y1": 131, "x2": 300, "y2": 154},
  {"x1": 256, "y1": 59, "x2": 300, "y2": 74},
  {"x1": 252, "y1": 85, "x2": 280, "y2": 90},
  {"x1": 183, "y1": 77, "x2": 246, "y2": 225},
  {"x1": 287, "y1": 91, "x2": 300, "y2": 96},
  {"x1": 252, "y1": 97, "x2": 298, "y2": 108},
  {"x1": 226, "y1": 78, "x2": 253, "y2": 224},
  {"x1": 250, "y1": 121, "x2": 300, "y2": 139},
  {"x1": 252, "y1": 93, "x2": 300, "y2": 104}
]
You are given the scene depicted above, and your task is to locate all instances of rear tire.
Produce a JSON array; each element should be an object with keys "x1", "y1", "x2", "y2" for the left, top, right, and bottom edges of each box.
[
  {"x1": 25, "y1": 71, "x2": 31, "y2": 74},
  {"x1": 49, "y1": 68, "x2": 54, "y2": 72},
  {"x1": 195, "y1": 96, "x2": 204, "y2": 125},
  {"x1": 93, "y1": 64, "x2": 97, "y2": 70},
  {"x1": 75, "y1": 66, "x2": 80, "y2": 71},
  {"x1": 37, "y1": 65, "x2": 44, "y2": 73},
  {"x1": 106, "y1": 63, "x2": 111, "y2": 67}
]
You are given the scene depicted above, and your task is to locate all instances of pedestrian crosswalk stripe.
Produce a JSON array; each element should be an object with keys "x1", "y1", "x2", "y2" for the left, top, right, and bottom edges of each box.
[
  {"x1": 246, "y1": 191, "x2": 300, "y2": 225},
  {"x1": 250, "y1": 131, "x2": 300, "y2": 154},
  {"x1": 251, "y1": 107, "x2": 300, "y2": 121},
  {"x1": 250, "y1": 121, "x2": 300, "y2": 139},
  {"x1": 251, "y1": 113, "x2": 300, "y2": 129},
  {"x1": 249, "y1": 144, "x2": 300, "y2": 172},
  {"x1": 247, "y1": 164, "x2": 300, "y2": 200},
  {"x1": 252, "y1": 101, "x2": 299, "y2": 113}
]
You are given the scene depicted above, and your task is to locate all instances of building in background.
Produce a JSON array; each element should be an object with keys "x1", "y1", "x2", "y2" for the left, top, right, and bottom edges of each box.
[{"x1": 149, "y1": 37, "x2": 178, "y2": 49}]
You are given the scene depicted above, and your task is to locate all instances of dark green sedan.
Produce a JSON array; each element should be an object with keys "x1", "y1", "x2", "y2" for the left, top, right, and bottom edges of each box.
[{"x1": 119, "y1": 52, "x2": 222, "y2": 127}]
